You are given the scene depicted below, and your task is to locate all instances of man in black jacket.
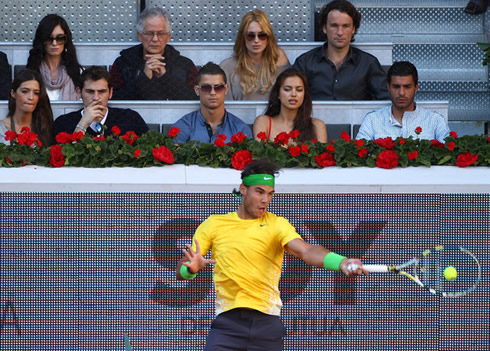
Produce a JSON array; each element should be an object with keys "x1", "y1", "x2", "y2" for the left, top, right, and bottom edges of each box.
[
  {"x1": 110, "y1": 7, "x2": 198, "y2": 100},
  {"x1": 54, "y1": 66, "x2": 148, "y2": 137},
  {"x1": 294, "y1": 0, "x2": 389, "y2": 101},
  {"x1": 0, "y1": 51, "x2": 11, "y2": 100}
]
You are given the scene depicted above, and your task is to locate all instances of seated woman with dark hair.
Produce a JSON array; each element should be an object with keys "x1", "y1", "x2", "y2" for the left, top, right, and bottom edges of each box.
[
  {"x1": 220, "y1": 9, "x2": 290, "y2": 100},
  {"x1": 26, "y1": 14, "x2": 82, "y2": 101},
  {"x1": 0, "y1": 69, "x2": 54, "y2": 146},
  {"x1": 253, "y1": 68, "x2": 327, "y2": 143}
]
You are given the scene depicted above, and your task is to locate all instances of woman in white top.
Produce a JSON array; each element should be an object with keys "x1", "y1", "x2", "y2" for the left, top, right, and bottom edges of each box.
[
  {"x1": 26, "y1": 14, "x2": 82, "y2": 101},
  {"x1": 220, "y1": 9, "x2": 290, "y2": 100},
  {"x1": 0, "y1": 69, "x2": 54, "y2": 146}
]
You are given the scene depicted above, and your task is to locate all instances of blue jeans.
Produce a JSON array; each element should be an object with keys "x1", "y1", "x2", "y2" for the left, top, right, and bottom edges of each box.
[{"x1": 205, "y1": 308, "x2": 286, "y2": 351}]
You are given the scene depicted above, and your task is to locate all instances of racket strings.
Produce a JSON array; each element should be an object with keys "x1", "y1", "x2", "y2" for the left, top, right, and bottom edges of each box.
[{"x1": 416, "y1": 247, "x2": 481, "y2": 297}]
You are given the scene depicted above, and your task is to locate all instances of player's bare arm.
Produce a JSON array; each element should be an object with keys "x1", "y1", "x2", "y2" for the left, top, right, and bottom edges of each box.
[{"x1": 285, "y1": 238, "x2": 368, "y2": 278}]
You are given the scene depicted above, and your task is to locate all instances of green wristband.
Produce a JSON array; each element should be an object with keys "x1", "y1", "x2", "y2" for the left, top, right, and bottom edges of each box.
[
  {"x1": 180, "y1": 263, "x2": 198, "y2": 280},
  {"x1": 323, "y1": 252, "x2": 347, "y2": 271}
]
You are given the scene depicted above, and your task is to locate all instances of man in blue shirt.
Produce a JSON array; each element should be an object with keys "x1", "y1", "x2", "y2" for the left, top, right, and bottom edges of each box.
[
  {"x1": 356, "y1": 61, "x2": 450, "y2": 142},
  {"x1": 172, "y1": 62, "x2": 252, "y2": 144}
]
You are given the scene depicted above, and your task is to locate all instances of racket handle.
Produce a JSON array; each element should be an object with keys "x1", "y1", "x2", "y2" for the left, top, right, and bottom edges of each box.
[{"x1": 347, "y1": 263, "x2": 390, "y2": 272}]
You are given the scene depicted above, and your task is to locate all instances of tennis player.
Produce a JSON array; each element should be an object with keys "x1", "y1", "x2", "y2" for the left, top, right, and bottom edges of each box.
[{"x1": 176, "y1": 159, "x2": 368, "y2": 350}]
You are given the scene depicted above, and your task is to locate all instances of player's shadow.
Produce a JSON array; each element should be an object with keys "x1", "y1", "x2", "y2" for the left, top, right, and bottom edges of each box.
[{"x1": 149, "y1": 218, "x2": 213, "y2": 307}]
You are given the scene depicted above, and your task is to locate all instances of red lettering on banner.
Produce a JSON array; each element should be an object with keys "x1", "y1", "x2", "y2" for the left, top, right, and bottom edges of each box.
[{"x1": 151, "y1": 219, "x2": 386, "y2": 307}]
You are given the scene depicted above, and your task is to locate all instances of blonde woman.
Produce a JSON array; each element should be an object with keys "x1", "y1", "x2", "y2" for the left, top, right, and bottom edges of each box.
[{"x1": 220, "y1": 10, "x2": 290, "y2": 100}]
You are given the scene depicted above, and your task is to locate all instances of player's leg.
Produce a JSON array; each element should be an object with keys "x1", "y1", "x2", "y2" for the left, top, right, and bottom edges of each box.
[
  {"x1": 247, "y1": 312, "x2": 286, "y2": 351},
  {"x1": 245, "y1": 310, "x2": 286, "y2": 351},
  {"x1": 204, "y1": 310, "x2": 249, "y2": 351}
]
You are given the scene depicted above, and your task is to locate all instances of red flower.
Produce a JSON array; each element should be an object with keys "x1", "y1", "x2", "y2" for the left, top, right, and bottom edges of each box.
[
  {"x1": 358, "y1": 148, "x2": 368, "y2": 158},
  {"x1": 340, "y1": 131, "x2": 351, "y2": 142},
  {"x1": 216, "y1": 133, "x2": 227, "y2": 141},
  {"x1": 168, "y1": 127, "x2": 180, "y2": 138},
  {"x1": 431, "y1": 140, "x2": 445, "y2": 148},
  {"x1": 374, "y1": 137, "x2": 395, "y2": 150},
  {"x1": 326, "y1": 144, "x2": 335, "y2": 152},
  {"x1": 315, "y1": 152, "x2": 336, "y2": 167},
  {"x1": 408, "y1": 150, "x2": 419, "y2": 160},
  {"x1": 122, "y1": 131, "x2": 138, "y2": 145},
  {"x1": 16, "y1": 128, "x2": 39, "y2": 146},
  {"x1": 449, "y1": 131, "x2": 458, "y2": 138},
  {"x1": 49, "y1": 145, "x2": 65, "y2": 167},
  {"x1": 134, "y1": 149, "x2": 141, "y2": 158},
  {"x1": 289, "y1": 129, "x2": 300, "y2": 139},
  {"x1": 376, "y1": 150, "x2": 399, "y2": 169},
  {"x1": 455, "y1": 152, "x2": 478, "y2": 167},
  {"x1": 257, "y1": 132, "x2": 267, "y2": 141},
  {"x1": 214, "y1": 138, "x2": 225, "y2": 147},
  {"x1": 152, "y1": 145, "x2": 174, "y2": 164},
  {"x1": 231, "y1": 150, "x2": 252, "y2": 170},
  {"x1": 56, "y1": 131, "x2": 84, "y2": 144},
  {"x1": 354, "y1": 139, "x2": 364, "y2": 148},
  {"x1": 6, "y1": 157, "x2": 12, "y2": 163},
  {"x1": 301, "y1": 144, "x2": 309, "y2": 154},
  {"x1": 231, "y1": 132, "x2": 247, "y2": 144},
  {"x1": 447, "y1": 141, "x2": 455, "y2": 151},
  {"x1": 111, "y1": 126, "x2": 121, "y2": 136},
  {"x1": 72, "y1": 131, "x2": 84, "y2": 141},
  {"x1": 274, "y1": 132, "x2": 290, "y2": 146},
  {"x1": 415, "y1": 126, "x2": 422, "y2": 134},
  {"x1": 56, "y1": 132, "x2": 73, "y2": 144},
  {"x1": 93, "y1": 135, "x2": 106, "y2": 141},
  {"x1": 487, "y1": 136, "x2": 490, "y2": 143},
  {"x1": 311, "y1": 138, "x2": 318, "y2": 143},
  {"x1": 398, "y1": 138, "x2": 406, "y2": 145},
  {"x1": 5, "y1": 130, "x2": 17, "y2": 141},
  {"x1": 288, "y1": 145, "x2": 301, "y2": 157}
]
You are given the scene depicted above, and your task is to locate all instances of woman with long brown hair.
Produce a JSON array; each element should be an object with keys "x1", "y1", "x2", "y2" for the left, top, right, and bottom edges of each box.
[
  {"x1": 0, "y1": 69, "x2": 54, "y2": 146},
  {"x1": 253, "y1": 68, "x2": 327, "y2": 143},
  {"x1": 220, "y1": 9, "x2": 290, "y2": 100}
]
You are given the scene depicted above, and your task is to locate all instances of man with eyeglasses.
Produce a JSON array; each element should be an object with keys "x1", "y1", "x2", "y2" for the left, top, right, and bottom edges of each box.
[
  {"x1": 171, "y1": 62, "x2": 252, "y2": 144},
  {"x1": 109, "y1": 7, "x2": 198, "y2": 100},
  {"x1": 293, "y1": 0, "x2": 389, "y2": 101}
]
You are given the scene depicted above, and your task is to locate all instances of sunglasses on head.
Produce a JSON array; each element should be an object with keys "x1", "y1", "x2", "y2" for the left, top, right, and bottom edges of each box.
[
  {"x1": 246, "y1": 32, "x2": 268, "y2": 41},
  {"x1": 45, "y1": 34, "x2": 67, "y2": 44},
  {"x1": 198, "y1": 84, "x2": 226, "y2": 93}
]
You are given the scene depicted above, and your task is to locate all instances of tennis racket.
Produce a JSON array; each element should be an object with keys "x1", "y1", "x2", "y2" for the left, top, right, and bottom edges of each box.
[{"x1": 347, "y1": 245, "x2": 481, "y2": 298}]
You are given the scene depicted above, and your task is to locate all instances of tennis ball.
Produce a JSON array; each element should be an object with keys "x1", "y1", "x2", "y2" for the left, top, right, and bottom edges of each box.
[{"x1": 444, "y1": 266, "x2": 458, "y2": 281}]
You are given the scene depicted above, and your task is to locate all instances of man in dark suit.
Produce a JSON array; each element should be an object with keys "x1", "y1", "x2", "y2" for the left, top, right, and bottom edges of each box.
[
  {"x1": 0, "y1": 51, "x2": 12, "y2": 100},
  {"x1": 54, "y1": 66, "x2": 148, "y2": 137}
]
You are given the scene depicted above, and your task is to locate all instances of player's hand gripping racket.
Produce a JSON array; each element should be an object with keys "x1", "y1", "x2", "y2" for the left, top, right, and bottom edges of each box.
[{"x1": 347, "y1": 245, "x2": 481, "y2": 297}]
